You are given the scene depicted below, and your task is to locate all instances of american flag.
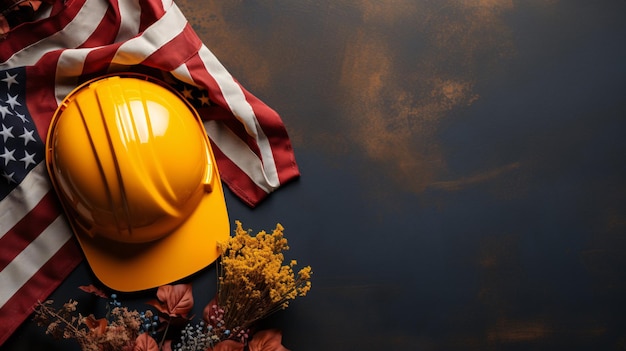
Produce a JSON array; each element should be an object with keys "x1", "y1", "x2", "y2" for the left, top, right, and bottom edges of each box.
[{"x1": 0, "y1": 0, "x2": 300, "y2": 345}]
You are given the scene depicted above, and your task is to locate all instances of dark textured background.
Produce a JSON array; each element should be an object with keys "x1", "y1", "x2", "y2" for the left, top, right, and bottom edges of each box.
[{"x1": 4, "y1": 0, "x2": 626, "y2": 350}]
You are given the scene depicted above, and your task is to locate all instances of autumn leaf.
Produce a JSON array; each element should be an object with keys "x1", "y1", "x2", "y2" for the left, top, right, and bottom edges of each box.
[
  {"x1": 83, "y1": 315, "x2": 107, "y2": 336},
  {"x1": 133, "y1": 333, "x2": 159, "y2": 351},
  {"x1": 147, "y1": 284, "x2": 194, "y2": 318},
  {"x1": 161, "y1": 339, "x2": 173, "y2": 351},
  {"x1": 78, "y1": 284, "x2": 108, "y2": 298},
  {"x1": 211, "y1": 340, "x2": 245, "y2": 351},
  {"x1": 248, "y1": 329, "x2": 290, "y2": 351}
]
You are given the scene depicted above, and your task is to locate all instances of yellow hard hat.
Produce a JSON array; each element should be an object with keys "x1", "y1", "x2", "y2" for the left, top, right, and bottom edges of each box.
[{"x1": 45, "y1": 74, "x2": 229, "y2": 292}]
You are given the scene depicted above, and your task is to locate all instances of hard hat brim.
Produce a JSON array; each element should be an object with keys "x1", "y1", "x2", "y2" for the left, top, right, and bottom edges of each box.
[
  {"x1": 46, "y1": 74, "x2": 230, "y2": 292},
  {"x1": 71, "y1": 151, "x2": 229, "y2": 292}
]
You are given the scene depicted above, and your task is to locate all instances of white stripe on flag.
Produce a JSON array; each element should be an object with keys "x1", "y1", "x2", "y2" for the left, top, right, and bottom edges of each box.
[
  {"x1": 0, "y1": 216, "x2": 72, "y2": 308},
  {"x1": 110, "y1": 2, "x2": 188, "y2": 67},
  {"x1": 55, "y1": 1, "x2": 187, "y2": 102},
  {"x1": 55, "y1": 48, "x2": 90, "y2": 104},
  {"x1": 0, "y1": 162, "x2": 51, "y2": 238},
  {"x1": 0, "y1": 0, "x2": 109, "y2": 69},
  {"x1": 170, "y1": 62, "x2": 276, "y2": 192},
  {"x1": 161, "y1": 0, "x2": 173, "y2": 12},
  {"x1": 170, "y1": 62, "x2": 194, "y2": 86},
  {"x1": 195, "y1": 45, "x2": 280, "y2": 188},
  {"x1": 204, "y1": 120, "x2": 272, "y2": 193},
  {"x1": 114, "y1": 0, "x2": 142, "y2": 43}
]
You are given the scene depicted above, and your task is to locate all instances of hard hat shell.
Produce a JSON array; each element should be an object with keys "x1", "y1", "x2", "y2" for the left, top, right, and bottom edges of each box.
[{"x1": 46, "y1": 74, "x2": 229, "y2": 292}]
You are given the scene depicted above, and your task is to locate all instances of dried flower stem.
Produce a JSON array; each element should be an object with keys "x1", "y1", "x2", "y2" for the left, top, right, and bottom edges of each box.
[
  {"x1": 33, "y1": 299, "x2": 141, "y2": 351},
  {"x1": 33, "y1": 300, "x2": 84, "y2": 339},
  {"x1": 215, "y1": 221, "x2": 312, "y2": 334}
]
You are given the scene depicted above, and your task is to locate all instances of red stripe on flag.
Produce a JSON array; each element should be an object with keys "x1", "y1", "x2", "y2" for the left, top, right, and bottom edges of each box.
[
  {"x1": 81, "y1": 43, "x2": 122, "y2": 77},
  {"x1": 0, "y1": 239, "x2": 82, "y2": 346},
  {"x1": 24, "y1": 56, "x2": 61, "y2": 141},
  {"x1": 183, "y1": 52, "x2": 300, "y2": 199},
  {"x1": 210, "y1": 142, "x2": 269, "y2": 207},
  {"x1": 141, "y1": 23, "x2": 202, "y2": 71},
  {"x1": 181, "y1": 54, "x2": 266, "y2": 169},
  {"x1": 0, "y1": 0, "x2": 300, "y2": 346},
  {"x1": 199, "y1": 104, "x2": 263, "y2": 160},
  {"x1": 49, "y1": 0, "x2": 67, "y2": 16},
  {"x1": 228, "y1": 110, "x2": 263, "y2": 158},
  {"x1": 138, "y1": 0, "x2": 166, "y2": 32},
  {"x1": 0, "y1": 192, "x2": 61, "y2": 270},
  {"x1": 79, "y1": 4, "x2": 119, "y2": 48},
  {"x1": 0, "y1": 0, "x2": 86, "y2": 61},
  {"x1": 183, "y1": 53, "x2": 231, "y2": 110},
  {"x1": 240, "y1": 89, "x2": 300, "y2": 184}
]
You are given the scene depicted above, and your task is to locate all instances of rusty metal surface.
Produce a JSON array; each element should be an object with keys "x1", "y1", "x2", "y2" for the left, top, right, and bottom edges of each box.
[
  {"x1": 5, "y1": 1, "x2": 626, "y2": 350},
  {"x1": 176, "y1": 1, "x2": 626, "y2": 350}
]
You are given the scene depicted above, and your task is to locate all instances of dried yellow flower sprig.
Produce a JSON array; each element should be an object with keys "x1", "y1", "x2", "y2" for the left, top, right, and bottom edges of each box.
[{"x1": 216, "y1": 221, "x2": 312, "y2": 333}]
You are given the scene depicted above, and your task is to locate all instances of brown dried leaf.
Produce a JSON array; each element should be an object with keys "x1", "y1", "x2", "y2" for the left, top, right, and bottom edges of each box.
[
  {"x1": 155, "y1": 284, "x2": 194, "y2": 317},
  {"x1": 211, "y1": 340, "x2": 245, "y2": 351},
  {"x1": 248, "y1": 329, "x2": 290, "y2": 351},
  {"x1": 83, "y1": 315, "x2": 107, "y2": 336},
  {"x1": 78, "y1": 284, "x2": 108, "y2": 298},
  {"x1": 161, "y1": 339, "x2": 173, "y2": 351},
  {"x1": 133, "y1": 333, "x2": 159, "y2": 351}
]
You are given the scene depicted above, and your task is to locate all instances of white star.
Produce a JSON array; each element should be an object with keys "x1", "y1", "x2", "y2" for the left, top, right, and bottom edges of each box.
[
  {"x1": 15, "y1": 111, "x2": 28, "y2": 123},
  {"x1": 0, "y1": 104, "x2": 9, "y2": 119},
  {"x1": 2, "y1": 72, "x2": 18, "y2": 90},
  {"x1": 19, "y1": 127, "x2": 36, "y2": 145},
  {"x1": 0, "y1": 147, "x2": 16, "y2": 165},
  {"x1": 1, "y1": 171, "x2": 15, "y2": 183},
  {"x1": 6, "y1": 94, "x2": 21, "y2": 109},
  {"x1": 0, "y1": 124, "x2": 14, "y2": 142},
  {"x1": 20, "y1": 150, "x2": 37, "y2": 168}
]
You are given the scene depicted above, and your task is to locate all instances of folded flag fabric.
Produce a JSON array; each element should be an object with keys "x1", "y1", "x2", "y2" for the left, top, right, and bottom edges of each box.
[
  {"x1": 0, "y1": 0, "x2": 51, "y2": 37},
  {"x1": 0, "y1": 0, "x2": 300, "y2": 345}
]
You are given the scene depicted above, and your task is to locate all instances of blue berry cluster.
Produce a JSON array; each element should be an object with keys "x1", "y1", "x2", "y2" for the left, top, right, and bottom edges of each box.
[
  {"x1": 173, "y1": 321, "x2": 220, "y2": 351},
  {"x1": 108, "y1": 293, "x2": 122, "y2": 308},
  {"x1": 139, "y1": 311, "x2": 160, "y2": 336},
  {"x1": 108, "y1": 293, "x2": 159, "y2": 336}
]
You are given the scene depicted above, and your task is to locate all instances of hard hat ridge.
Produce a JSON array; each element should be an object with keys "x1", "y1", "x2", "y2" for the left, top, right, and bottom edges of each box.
[{"x1": 46, "y1": 73, "x2": 229, "y2": 292}]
